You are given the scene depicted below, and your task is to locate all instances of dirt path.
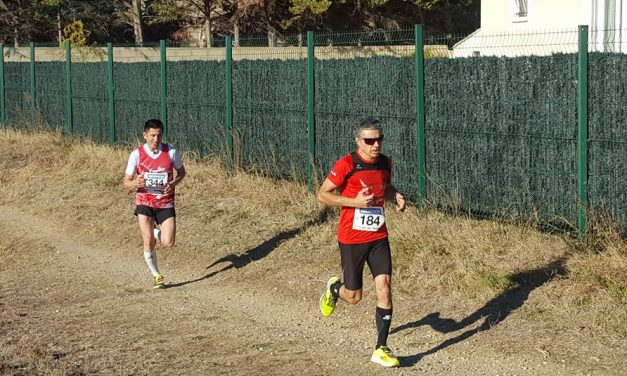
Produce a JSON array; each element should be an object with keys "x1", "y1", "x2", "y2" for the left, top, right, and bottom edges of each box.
[{"x1": 0, "y1": 204, "x2": 620, "y2": 375}]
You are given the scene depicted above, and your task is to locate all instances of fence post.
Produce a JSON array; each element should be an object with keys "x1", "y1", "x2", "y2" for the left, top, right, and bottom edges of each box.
[
  {"x1": 29, "y1": 42, "x2": 36, "y2": 128},
  {"x1": 160, "y1": 40, "x2": 168, "y2": 140},
  {"x1": 65, "y1": 40, "x2": 73, "y2": 137},
  {"x1": 107, "y1": 43, "x2": 115, "y2": 143},
  {"x1": 225, "y1": 36, "x2": 233, "y2": 166},
  {"x1": 577, "y1": 25, "x2": 589, "y2": 235},
  {"x1": 415, "y1": 25, "x2": 426, "y2": 207},
  {"x1": 307, "y1": 31, "x2": 316, "y2": 193},
  {"x1": 0, "y1": 43, "x2": 5, "y2": 125}
]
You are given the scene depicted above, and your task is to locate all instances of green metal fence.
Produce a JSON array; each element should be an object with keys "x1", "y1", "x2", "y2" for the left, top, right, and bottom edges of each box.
[{"x1": 1, "y1": 26, "x2": 626, "y2": 234}]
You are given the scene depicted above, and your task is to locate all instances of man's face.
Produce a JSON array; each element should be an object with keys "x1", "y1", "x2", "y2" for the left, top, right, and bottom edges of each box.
[
  {"x1": 143, "y1": 127, "x2": 162, "y2": 151},
  {"x1": 355, "y1": 128, "x2": 384, "y2": 160}
]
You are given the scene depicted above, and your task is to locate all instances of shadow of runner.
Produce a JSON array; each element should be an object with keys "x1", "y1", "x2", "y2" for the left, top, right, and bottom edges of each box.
[
  {"x1": 393, "y1": 256, "x2": 569, "y2": 367},
  {"x1": 167, "y1": 207, "x2": 332, "y2": 288}
]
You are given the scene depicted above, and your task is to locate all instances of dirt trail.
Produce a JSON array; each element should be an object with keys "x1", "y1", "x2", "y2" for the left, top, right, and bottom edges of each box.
[{"x1": 0, "y1": 204, "x2": 619, "y2": 375}]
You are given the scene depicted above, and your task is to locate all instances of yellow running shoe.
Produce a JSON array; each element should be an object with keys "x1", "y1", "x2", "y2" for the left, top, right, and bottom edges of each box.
[
  {"x1": 152, "y1": 273, "x2": 165, "y2": 289},
  {"x1": 319, "y1": 276, "x2": 340, "y2": 317},
  {"x1": 370, "y1": 346, "x2": 400, "y2": 368}
]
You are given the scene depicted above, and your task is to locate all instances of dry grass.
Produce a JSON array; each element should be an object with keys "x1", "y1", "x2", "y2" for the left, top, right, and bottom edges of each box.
[
  {"x1": 564, "y1": 211, "x2": 627, "y2": 337},
  {"x1": 0, "y1": 127, "x2": 625, "y2": 363}
]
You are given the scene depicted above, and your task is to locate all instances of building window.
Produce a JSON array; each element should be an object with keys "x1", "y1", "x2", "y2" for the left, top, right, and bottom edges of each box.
[{"x1": 512, "y1": 0, "x2": 528, "y2": 22}]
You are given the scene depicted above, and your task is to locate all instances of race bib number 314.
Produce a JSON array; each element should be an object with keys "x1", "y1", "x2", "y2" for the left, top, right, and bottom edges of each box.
[{"x1": 352, "y1": 207, "x2": 385, "y2": 232}]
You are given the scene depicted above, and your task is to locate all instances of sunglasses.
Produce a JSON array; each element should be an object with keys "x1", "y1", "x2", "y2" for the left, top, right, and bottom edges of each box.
[{"x1": 362, "y1": 135, "x2": 384, "y2": 145}]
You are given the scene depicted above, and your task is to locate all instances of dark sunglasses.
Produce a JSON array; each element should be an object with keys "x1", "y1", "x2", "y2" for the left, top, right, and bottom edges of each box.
[{"x1": 362, "y1": 135, "x2": 384, "y2": 145}]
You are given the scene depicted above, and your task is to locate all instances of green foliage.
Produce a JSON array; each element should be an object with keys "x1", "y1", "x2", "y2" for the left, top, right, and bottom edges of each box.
[
  {"x1": 285, "y1": 0, "x2": 332, "y2": 29},
  {"x1": 59, "y1": 20, "x2": 89, "y2": 47},
  {"x1": 57, "y1": 20, "x2": 105, "y2": 62},
  {"x1": 0, "y1": 0, "x2": 132, "y2": 44},
  {"x1": 334, "y1": 0, "x2": 466, "y2": 8},
  {"x1": 289, "y1": 0, "x2": 332, "y2": 15},
  {"x1": 150, "y1": 0, "x2": 184, "y2": 23},
  {"x1": 335, "y1": 0, "x2": 387, "y2": 7},
  {"x1": 0, "y1": 0, "x2": 480, "y2": 43},
  {"x1": 409, "y1": 0, "x2": 467, "y2": 10},
  {"x1": 39, "y1": 0, "x2": 63, "y2": 6}
]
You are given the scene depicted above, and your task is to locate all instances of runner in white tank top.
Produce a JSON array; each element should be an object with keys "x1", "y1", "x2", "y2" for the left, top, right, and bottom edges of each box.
[{"x1": 123, "y1": 119, "x2": 186, "y2": 289}]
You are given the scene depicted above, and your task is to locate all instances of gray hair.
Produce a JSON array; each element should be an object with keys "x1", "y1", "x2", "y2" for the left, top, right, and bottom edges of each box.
[{"x1": 352, "y1": 117, "x2": 383, "y2": 138}]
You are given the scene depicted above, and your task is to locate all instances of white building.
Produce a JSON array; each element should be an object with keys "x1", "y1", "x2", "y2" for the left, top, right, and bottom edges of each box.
[{"x1": 453, "y1": 0, "x2": 627, "y2": 57}]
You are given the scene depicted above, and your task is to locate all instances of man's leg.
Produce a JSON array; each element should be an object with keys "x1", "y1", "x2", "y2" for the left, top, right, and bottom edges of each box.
[
  {"x1": 338, "y1": 241, "x2": 368, "y2": 304},
  {"x1": 368, "y1": 239, "x2": 399, "y2": 367},
  {"x1": 320, "y1": 242, "x2": 367, "y2": 316},
  {"x1": 374, "y1": 274, "x2": 393, "y2": 347},
  {"x1": 138, "y1": 214, "x2": 163, "y2": 288},
  {"x1": 138, "y1": 214, "x2": 157, "y2": 253},
  {"x1": 370, "y1": 274, "x2": 398, "y2": 367},
  {"x1": 158, "y1": 217, "x2": 176, "y2": 247}
]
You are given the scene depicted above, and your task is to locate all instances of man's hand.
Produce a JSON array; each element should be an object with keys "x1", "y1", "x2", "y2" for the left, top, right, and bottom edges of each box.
[
  {"x1": 354, "y1": 186, "x2": 374, "y2": 208},
  {"x1": 395, "y1": 192, "x2": 406, "y2": 212},
  {"x1": 135, "y1": 175, "x2": 145, "y2": 189},
  {"x1": 163, "y1": 182, "x2": 174, "y2": 196}
]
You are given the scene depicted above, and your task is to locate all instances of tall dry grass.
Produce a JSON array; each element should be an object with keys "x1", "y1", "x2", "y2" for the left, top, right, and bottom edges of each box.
[{"x1": 0, "y1": 127, "x2": 625, "y2": 343}]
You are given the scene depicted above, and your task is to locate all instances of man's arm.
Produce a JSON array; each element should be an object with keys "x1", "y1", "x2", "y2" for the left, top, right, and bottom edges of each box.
[
  {"x1": 317, "y1": 178, "x2": 373, "y2": 208},
  {"x1": 163, "y1": 165, "x2": 186, "y2": 195},
  {"x1": 123, "y1": 173, "x2": 144, "y2": 191},
  {"x1": 384, "y1": 184, "x2": 406, "y2": 212},
  {"x1": 122, "y1": 150, "x2": 142, "y2": 192},
  {"x1": 172, "y1": 165, "x2": 186, "y2": 186}
]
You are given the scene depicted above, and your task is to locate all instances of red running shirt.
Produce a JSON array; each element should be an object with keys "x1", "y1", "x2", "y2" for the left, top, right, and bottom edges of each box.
[
  {"x1": 326, "y1": 152, "x2": 392, "y2": 244},
  {"x1": 135, "y1": 143, "x2": 174, "y2": 209}
]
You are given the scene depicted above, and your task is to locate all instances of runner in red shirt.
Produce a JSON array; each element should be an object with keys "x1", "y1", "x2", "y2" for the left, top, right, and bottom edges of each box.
[
  {"x1": 317, "y1": 117, "x2": 406, "y2": 368},
  {"x1": 123, "y1": 119, "x2": 186, "y2": 289}
]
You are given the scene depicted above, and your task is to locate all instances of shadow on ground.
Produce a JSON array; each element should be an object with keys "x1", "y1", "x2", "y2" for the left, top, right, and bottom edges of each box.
[
  {"x1": 167, "y1": 207, "x2": 332, "y2": 288},
  {"x1": 393, "y1": 256, "x2": 569, "y2": 367}
]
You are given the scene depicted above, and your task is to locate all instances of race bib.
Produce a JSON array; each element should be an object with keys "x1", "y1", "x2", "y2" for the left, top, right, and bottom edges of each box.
[
  {"x1": 352, "y1": 207, "x2": 385, "y2": 232},
  {"x1": 144, "y1": 172, "x2": 168, "y2": 193}
]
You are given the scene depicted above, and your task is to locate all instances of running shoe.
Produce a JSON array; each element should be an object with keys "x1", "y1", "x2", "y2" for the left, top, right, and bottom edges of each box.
[
  {"x1": 319, "y1": 276, "x2": 340, "y2": 317},
  {"x1": 152, "y1": 273, "x2": 165, "y2": 289},
  {"x1": 370, "y1": 346, "x2": 400, "y2": 368}
]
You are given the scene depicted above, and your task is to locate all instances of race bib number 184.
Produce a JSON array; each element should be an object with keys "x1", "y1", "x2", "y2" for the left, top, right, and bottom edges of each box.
[{"x1": 352, "y1": 207, "x2": 385, "y2": 232}]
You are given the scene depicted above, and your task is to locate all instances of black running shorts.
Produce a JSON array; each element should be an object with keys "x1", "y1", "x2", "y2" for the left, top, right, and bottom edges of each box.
[
  {"x1": 338, "y1": 238, "x2": 392, "y2": 290},
  {"x1": 134, "y1": 205, "x2": 176, "y2": 225}
]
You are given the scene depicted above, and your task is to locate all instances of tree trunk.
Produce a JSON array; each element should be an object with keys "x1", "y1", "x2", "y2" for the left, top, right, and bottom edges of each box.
[
  {"x1": 57, "y1": 10, "x2": 62, "y2": 42},
  {"x1": 267, "y1": 28, "x2": 276, "y2": 47},
  {"x1": 131, "y1": 0, "x2": 143, "y2": 46},
  {"x1": 204, "y1": 18, "x2": 212, "y2": 48},
  {"x1": 234, "y1": 20, "x2": 240, "y2": 47}
]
